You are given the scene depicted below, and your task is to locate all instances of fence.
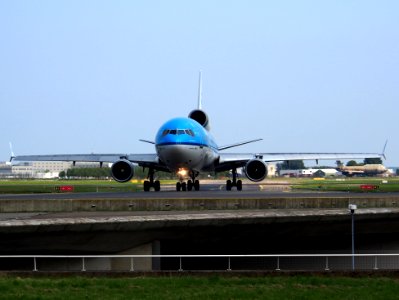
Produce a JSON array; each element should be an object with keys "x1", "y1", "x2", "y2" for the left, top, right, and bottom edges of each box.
[{"x1": 1, "y1": 254, "x2": 399, "y2": 272}]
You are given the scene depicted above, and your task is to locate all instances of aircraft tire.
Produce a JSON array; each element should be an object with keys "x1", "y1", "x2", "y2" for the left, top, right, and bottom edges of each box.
[
  {"x1": 144, "y1": 180, "x2": 150, "y2": 192},
  {"x1": 187, "y1": 180, "x2": 193, "y2": 191},
  {"x1": 226, "y1": 180, "x2": 232, "y2": 191},
  {"x1": 154, "y1": 180, "x2": 161, "y2": 192},
  {"x1": 176, "y1": 182, "x2": 181, "y2": 192},
  {"x1": 182, "y1": 182, "x2": 187, "y2": 191},
  {"x1": 237, "y1": 180, "x2": 242, "y2": 191},
  {"x1": 194, "y1": 180, "x2": 200, "y2": 191}
]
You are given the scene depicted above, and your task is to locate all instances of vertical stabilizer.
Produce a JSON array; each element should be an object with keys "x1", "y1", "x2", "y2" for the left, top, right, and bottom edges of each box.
[
  {"x1": 189, "y1": 71, "x2": 210, "y2": 130},
  {"x1": 197, "y1": 71, "x2": 202, "y2": 110},
  {"x1": 382, "y1": 140, "x2": 388, "y2": 160},
  {"x1": 9, "y1": 142, "x2": 15, "y2": 162}
]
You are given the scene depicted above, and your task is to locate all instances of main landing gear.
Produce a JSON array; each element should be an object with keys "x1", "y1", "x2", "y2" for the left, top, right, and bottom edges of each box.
[
  {"x1": 143, "y1": 168, "x2": 161, "y2": 192},
  {"x1": 226, "y1": 168, "x2": 242, "y2": 191},
  {"x1": 176, "y1": 171, "x2": 200, "y2": 192}
]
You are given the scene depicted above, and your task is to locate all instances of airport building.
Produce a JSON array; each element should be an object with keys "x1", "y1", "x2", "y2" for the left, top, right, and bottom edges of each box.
[
  {"x1": 279, "y1": 168, "x2": 340, "y2": 177},
  {"x1": 11, "y1": 161, "x2": 73, "y2": 178},
  {"x1": 0, "y1": 162, "x2": 12, "y2": 178},
  {"x1": 266, "y1": 163, "x2": 278, "y2": 177},
  {"x1": 9, "y1": 161, "x2": 104, "y2": 178}
]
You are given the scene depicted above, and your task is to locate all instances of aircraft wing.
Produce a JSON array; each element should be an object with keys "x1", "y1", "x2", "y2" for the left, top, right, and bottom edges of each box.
[
  {"x1": 12, "y1": 153, "x2": 168, "y2": 171},
  {"x1": 259, "y1": 152, "x2": 384, "y2": 162},
  {"x1": 14, "y1": 154, "x2": 127, "y2": 163},
  {"x1": 215, "y1": 152, "x2": 384, "y2": 172}
]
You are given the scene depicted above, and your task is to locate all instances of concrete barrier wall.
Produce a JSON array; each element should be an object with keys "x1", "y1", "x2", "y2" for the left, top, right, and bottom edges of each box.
[{"x1": 1, "y1": 196, "x2": 399, "y2": 212}]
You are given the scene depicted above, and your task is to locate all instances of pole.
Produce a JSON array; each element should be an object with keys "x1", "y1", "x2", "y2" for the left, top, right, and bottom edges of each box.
[
  {"x1": 351, "y1": 210, "x2": 355, "y2": 271},
  {"x1": 348, "y1": 204, "x2": 357, "y2": 271}
]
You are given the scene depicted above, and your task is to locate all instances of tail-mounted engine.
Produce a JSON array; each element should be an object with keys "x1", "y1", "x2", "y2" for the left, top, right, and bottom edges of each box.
[
  {"x1": 111, "y1": 159, "x2": 135, "y2": 182},
  {"x1": 188, "y1": 109, "x2": 210, "y2": 131},
  {"x1": 244, "y1": 159, "x2": 267, "y2": 182}
]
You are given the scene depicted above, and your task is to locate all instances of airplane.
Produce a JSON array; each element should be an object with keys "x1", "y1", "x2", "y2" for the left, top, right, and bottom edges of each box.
[
  {"x1": 11, "y1": 73, "x2": 385, "y2": 192},
  {"x1": 336, "y1": 161, "x2": 388, "y2": 177}
]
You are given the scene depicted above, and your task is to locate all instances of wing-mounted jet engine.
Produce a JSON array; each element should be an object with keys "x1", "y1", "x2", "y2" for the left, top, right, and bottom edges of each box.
[
  {"x1": 112, "y1": 159, "x2": 160, "y2": 191},
  {"x1": 111, "y1": 159, "x2": 135, "y2": 182},
  {"x1": 244, "y1": 159, "x2": 268, "y2": 182},
  {"x1": 226, "y1": 159, "x2": 268, "y2": 191}
]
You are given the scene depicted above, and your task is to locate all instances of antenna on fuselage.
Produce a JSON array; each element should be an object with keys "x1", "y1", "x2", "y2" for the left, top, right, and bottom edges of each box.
[{"x1": 197, "y1": 71, "x2": 202, "y2": 110}]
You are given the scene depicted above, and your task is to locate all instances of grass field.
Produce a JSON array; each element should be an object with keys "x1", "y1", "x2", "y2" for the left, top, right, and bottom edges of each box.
[
  {"x1": 0, "y1": 275, "x2": 398, "y2": 299},
  {"x1": 292, "y1": 177, "x2": 399, "y2": 193},
  {"x1": 0, "y1": 179, "x2": 142, "y2": 194}
]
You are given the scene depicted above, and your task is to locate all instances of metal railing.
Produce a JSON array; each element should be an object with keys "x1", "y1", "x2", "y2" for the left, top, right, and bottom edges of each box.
[{"x1": 1, "y1": 254, "x2": 399, "y2": 272}]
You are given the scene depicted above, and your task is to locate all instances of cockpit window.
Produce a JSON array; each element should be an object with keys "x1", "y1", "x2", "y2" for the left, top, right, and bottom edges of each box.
[
  {"x1": 162, "y1": 129, "x2": 195, "y2": 137},
  {"x1": 186, "y1": 129, "x2": 195, "y2": 136}
]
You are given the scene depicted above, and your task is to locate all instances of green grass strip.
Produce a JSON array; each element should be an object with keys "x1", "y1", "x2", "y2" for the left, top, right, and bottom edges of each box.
[{"x1": 0, "y1": 275, "x2": 398, "y2": 299}]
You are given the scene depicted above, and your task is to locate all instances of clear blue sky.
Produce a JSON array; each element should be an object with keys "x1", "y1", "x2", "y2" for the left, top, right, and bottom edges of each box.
[{"x1": 1, "y1": 1, "x2": 398, "y2": 166}]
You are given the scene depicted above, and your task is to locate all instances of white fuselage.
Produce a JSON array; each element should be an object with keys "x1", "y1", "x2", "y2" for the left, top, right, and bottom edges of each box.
[
  {"x1": 155, "y1": 117, "x2": 219, "y2": 173},
  {"x1": 156, "y1": 144, "x2": 217, "y2": 172}
]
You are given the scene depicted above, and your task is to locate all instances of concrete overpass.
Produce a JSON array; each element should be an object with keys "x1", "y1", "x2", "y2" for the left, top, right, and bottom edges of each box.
[{"x1": 1, "y1": 191, "x2": 399, "y2": 271}]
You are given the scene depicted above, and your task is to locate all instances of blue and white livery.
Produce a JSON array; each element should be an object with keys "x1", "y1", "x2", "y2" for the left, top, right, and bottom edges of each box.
[{"x1": 12, "y1": 73, "x2": 385, "y2": 192}]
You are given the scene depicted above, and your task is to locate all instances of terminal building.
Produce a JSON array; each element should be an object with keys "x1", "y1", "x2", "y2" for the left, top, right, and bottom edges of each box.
[
  {"x1": 0, "y1": 161, "x2": 104, "y2": 179},
  {"x1": 11, "y1": 161, "x2": 72, "y2": 178},
  {"x1": 0, "y1": 162, "x2": 12, "y2": 178}
]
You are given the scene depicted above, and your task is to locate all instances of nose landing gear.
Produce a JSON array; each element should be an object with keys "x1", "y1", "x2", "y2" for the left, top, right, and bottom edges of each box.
[
  {"x1": 176, "y1": 181, "x2": 187, "y2": 191},
  {"x1": 176, "y1": 171, "x2": 200, "y2": 192}
]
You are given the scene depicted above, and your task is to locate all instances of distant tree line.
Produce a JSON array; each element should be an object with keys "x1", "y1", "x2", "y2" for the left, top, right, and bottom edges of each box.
[
  {"x1": 276, "y1": 157, "x2": 384, "y2": 171},
  {"x1": 59, "y1": 168, "x2": 111, "y2": 179},
  {"x1": 346, "y1": 158, "x2": 383, "y2": 166},
  {"x1": 277, "y1": 160, "x2": 305, "y2": 170},
  {"x1": 59, "y1": 167, "x2": 221, "y2": 180}
]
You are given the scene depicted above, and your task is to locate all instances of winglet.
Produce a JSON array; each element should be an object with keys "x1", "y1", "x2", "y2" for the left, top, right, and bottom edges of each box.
[
  {"x1": 9, "y1": 142, "x2": 15, "y2": 162},
  {"x1": 197, "y1": 71, "x2": 202, "y2": 110},
  {"x1": 382, "y1": 140, "x2": 388, "y2": 160}
]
